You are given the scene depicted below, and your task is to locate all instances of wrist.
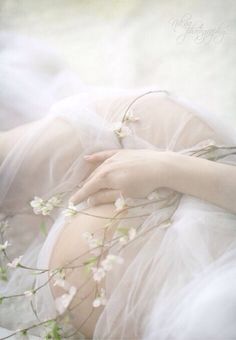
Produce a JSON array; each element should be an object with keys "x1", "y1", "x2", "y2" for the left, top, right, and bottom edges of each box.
[{"x1": 156, "y1": 151, "x2": 179, "y2": 189}]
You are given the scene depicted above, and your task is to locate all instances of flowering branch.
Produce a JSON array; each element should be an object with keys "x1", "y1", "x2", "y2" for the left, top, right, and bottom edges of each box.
[{"x1": 1, "y1": 89, "x2": 236, "y2": 339}]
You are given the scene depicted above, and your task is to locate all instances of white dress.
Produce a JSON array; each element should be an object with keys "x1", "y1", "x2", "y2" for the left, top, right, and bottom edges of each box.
[{"x1": 0, "y1": 33, "x2": 236, "y2": 340}]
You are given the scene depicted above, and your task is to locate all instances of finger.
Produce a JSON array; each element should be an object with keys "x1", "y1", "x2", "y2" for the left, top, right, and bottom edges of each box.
[
  {"x1": 80, "y1": 163, "x2": 107, "y2": 189},
  {"x1": 87, "y1": 189, "x2": 121, "y2": 207},
  {"x1": 84, "y1": 149, "x2": 120, "y2": 162},
  {"x1": 69, "y1": 175, "x2": 106, "y2": 204}
]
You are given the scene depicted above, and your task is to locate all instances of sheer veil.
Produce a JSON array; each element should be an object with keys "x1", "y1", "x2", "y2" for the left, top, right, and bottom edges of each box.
[{"x1": 0, "y1": 33, "x2": 236, "y2": 339}]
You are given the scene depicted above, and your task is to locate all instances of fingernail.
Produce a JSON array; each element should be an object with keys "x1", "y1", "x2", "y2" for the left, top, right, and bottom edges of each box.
[{"x1": 84, "y1": 155, "x2": 92, "y2": 160}]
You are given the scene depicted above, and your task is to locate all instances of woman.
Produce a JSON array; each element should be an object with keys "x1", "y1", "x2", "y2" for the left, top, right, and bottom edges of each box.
[{"x1": 0, "y1": 34, "x2": 236, "y2": 339}]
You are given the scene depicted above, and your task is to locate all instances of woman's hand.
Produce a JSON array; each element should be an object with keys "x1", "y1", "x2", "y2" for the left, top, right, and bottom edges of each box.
[{"x1": 69, "y1": 149, "x2": 168, "y2": 206}]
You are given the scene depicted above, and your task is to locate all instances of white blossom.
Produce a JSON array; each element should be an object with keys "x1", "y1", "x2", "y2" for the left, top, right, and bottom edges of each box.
[
  {"x1": 100, "y1": 259, "x2": 113, "y2": 272},
  {"x1": 101, "y1": 254, "x2": 124, "y2": 272},
  {"x1": 52, "y1": 270, "x2": 72, "y2": 291},
  {"x1": 0, "y1": 240, "x2": 11, "y2": 251},
  {"x1": 24, "y1": 289, "x2": 35, "y2": 297},
  {"x1": 32, "y1": 206, "x2": 42, "y2": 215},
  {"x1": 82, "y1": 231, "x2": 93, "y2": 241},
  {"x1": 30, "y1": 196, "x2": 44, "y2": 208},
  {"x1": 117, "y1": 126, "x2": 131, "y2": 138},
  {"x1": 62, "y1": 202, "x2": 78, "y2": 217},
  {"x1": 47, "y1": 196, "x2": 62, "y2": 207},
  {"x1": 30, "y1": 196, "x2": 44, "y2": 214},
  {"x1": 30, "y1": 195, "x2": 62, "y2": 216},
  {"x1": 82, "y1": 232, "x2": 102, "y2": 256},
  {"x1": 105, "y1": 254, "x2": 124, "y2": 264},
  {"x1": 53, "y1": 278, "x2": 71, "y2": 291},
  {"x1": 55, "y1": 286, "x2": 77, "y2": 315},
  {"x1": 147, "y1": 188, "x2": 172, "y2": 201},
  {"x1": 112, "y1": 121, "x2": 122, "y2": 131},
  {"x1": 125, "y1": 112, "x2": 140, "y2": 122},
  {"x1": 7, "y1": 255, "x2": 23, "y2": 268},
  {"x1": 88, "y1": 238, "x2": 102, "y2": 249},
  {"x1": 93, "y1": 288, "x2": 107, "y2": 308},
  {"x1": 119, "y1": 227, "x2": 137, "y2": 245},
  {"x1": 91, "y1": 267, "x2": 106, "y2": 282},
  {"x1": 128, "y1": 228, "x2": 137, "y2": 240},
  {"x1": 92, "y1": 298, "x2": 102, "y2": 308},
  {"x1": 119, "y1": 236, "x2": 128, "y2": 245},
  {"x1": 114, "y1": 194, "x2": 127, "y2": 211},
  {"x1": 147, "y1": 191, "x2": 160, "y2": 201},
  {"x1": 41, "y1": 203, "x2": 53, "y2": 216},
  {"x1": 112, "y1": 122, "x2": 131, "y2": 139}
]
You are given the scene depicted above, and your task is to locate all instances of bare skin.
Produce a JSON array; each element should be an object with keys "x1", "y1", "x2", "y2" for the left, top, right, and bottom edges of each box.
[
  {"x1": 1, "y1": 92, "x2": 235, "y2": 338},
  {"x1": 70, "y1": 149, "x2": 236, "y2": 215}
]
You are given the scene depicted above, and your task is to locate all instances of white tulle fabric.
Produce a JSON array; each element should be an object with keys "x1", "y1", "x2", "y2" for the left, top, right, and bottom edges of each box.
[{"x1": 0, "y1": 33, "x2": 236, "y2": 339}]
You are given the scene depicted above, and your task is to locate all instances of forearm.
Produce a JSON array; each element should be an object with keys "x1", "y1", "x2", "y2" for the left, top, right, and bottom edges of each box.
[{"x1": 163, "y1": 151, "x2": 236, "y2": 214}]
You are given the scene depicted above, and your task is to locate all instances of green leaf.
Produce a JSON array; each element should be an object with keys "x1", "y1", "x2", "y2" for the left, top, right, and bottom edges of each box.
[
  {"x1": 45, "y1": 321, "x2": 62, "y2": 340},
  {"x1": 52, "y1": 322, "x2": 62, "y2": 340},
  {"x1": 20, "y1": 329, "x2": 28, "y2": 336},
  {"x1": 39, "y1": 222, "x2": 47, "y2": 236},
  {"x1": 0, "y1": 266, "x2": 8, "y2": 281},
  {"x1": 45, "y1": 320, "x2": 54, "y2": 327},
  {"x1": 83, "y1": 256, "x2": 97, "y2": 273},
  {"x1": 84, "y1": 263, "x2": 92, "y2": 274},
  {"x1": 83, "y1": 256, "x2": 97, "y2": 265},
  {"x1": 117, "y1": 227, "x2": 129, "y2": 236}
]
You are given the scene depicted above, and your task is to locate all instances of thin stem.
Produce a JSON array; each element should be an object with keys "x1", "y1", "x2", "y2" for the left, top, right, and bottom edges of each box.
[
  {"x1": 1, "y1": 267, "x2": 57, "y2": 301},
  {"x1": 1, "y1": 89, "x2": 236, "y2": 340},
  {"x1": 0, "y1": 318, "x2": 56, "y2": 340},
  {"x1": 121, "y1": 90, "x2": 170, "y2": 123}
]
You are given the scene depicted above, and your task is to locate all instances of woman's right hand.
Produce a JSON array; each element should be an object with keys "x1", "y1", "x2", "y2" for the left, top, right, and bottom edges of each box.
[{"x1": 70, "y1": 148, "x2": 170, "y2": 206}]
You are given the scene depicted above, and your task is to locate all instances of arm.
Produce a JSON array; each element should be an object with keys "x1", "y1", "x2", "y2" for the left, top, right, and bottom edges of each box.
[
  {"x1": 164, "y1": 151, "x2": 236, "y2": 214},
  {"x1": 70, "y1": 149, "x2": 236, "y2": 214}
]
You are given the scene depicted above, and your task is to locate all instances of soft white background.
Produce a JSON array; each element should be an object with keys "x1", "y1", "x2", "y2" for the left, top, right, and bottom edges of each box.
[{"x1": 1, "y1": 0, "x2": 235, "y2": 124}]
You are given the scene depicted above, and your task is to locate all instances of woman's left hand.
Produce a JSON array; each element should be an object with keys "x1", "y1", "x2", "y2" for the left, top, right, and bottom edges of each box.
[{"x1": 69, "y1": 149, "x2": 168, "y2": 206}]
